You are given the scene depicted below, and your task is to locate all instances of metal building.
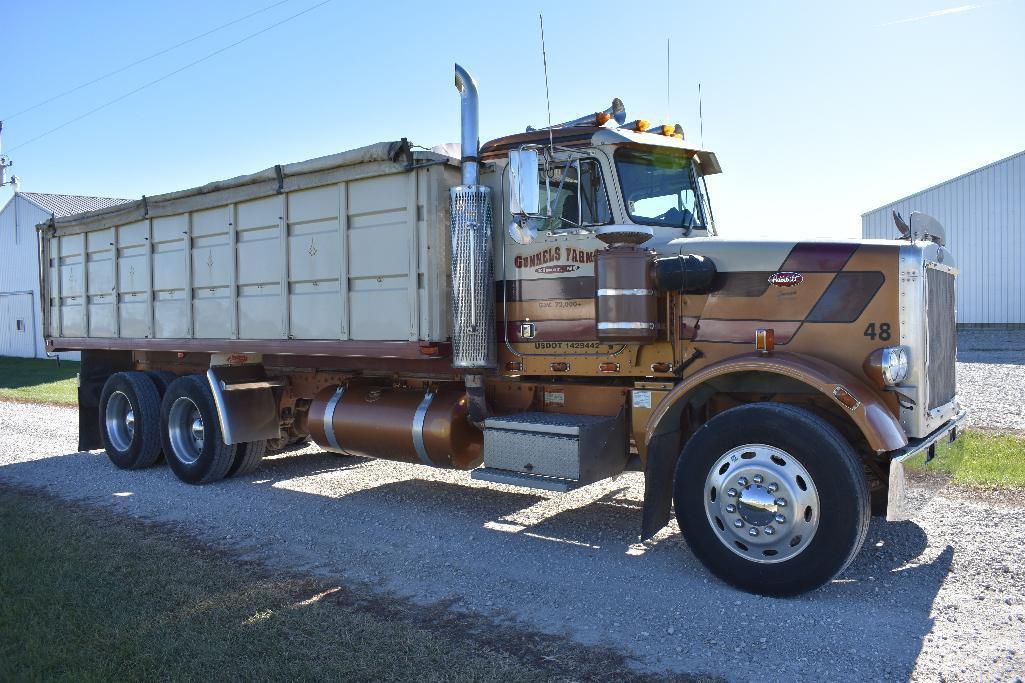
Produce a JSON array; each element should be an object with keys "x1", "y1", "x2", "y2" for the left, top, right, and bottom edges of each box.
[
  {"x1": 0, "y1": 192, "x2": 130, "y2": 358},
  {"x1": 862, "y1": 150, "x2": 1025, "y2": 327}
]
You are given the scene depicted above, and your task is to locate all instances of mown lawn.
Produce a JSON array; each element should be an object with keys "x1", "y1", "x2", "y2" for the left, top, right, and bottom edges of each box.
[
  {"x1": 0, "y1": 486, "x2": 665, "y2": 682},
  {"x1": 0, "y1": 356, "x2": 78, "y2": 406},
  {"x1": 910, "y1": 429, "x2": 1025, "y2": 488}
]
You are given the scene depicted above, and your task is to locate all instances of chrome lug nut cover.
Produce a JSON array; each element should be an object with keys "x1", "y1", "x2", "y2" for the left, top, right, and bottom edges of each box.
[
  {"x1": 774, "y1": 513, "x2": 786, "y2": 524},
  {"x1": 727, "y1": 488, "x2": 738, "y2": 498},
  {"x1": 725, "y1": 504, "x2": 737, "y2": 513},
  {"x1": 737, "y1": 477, "x2": 748, "y2": 487},
  {"x1": 767, "y1": 483, "x2": 778, "y2": 493},
  {"x1": 733, "y1": 519, "x2": 744, "y2": 528},
  {"x1": 748, "y1": 527, "x2": 759, "y2": 537},
  {"x1": 775, "y1": 497, "x2": 787, "y2": 507},
  {"x1": 764, "y1": 526, "x2": 776, "y2": 536},
  {"x1": 752, "y1": 474, "x2": 763, "y2": 484}
]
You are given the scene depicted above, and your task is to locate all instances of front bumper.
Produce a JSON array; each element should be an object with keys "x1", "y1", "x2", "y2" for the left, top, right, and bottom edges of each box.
[{"x1": 885, "y1": 410, "x2": 968, "y2": 522}]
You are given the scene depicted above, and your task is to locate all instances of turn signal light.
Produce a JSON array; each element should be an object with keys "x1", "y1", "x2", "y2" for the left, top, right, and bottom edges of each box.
[
  {"x1": 596, "y1": 111, "x2": 611, "y2": 125},
  {"x1": 550, "y1": 361, "x2": 570, "y2": 372},
  {"x1": 659, "y1": 124, "x2": 674, "y2": 136},
  {"x1": 635, "y1": 119, "x2": 651, "y2": 132},
  {"x1": 599, "y1": 362, "x2": 620, "y2": 373},
  {"x1": 650, "y1": 361, "x2": 672, "y2": 373},
  {"x1": 418, "y1": 343, "x2": 442, "y2": 357},
  {"x1": 755, "y1": 328, "x2": 775, "y2": 354},
  {"x1": 505, "y1": 361, "x2": 523, "y2": 372}
]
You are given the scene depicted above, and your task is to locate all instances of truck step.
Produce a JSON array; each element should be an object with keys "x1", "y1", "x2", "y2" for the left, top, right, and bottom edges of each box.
[
  {"x1": 470, "y1": 467, "x2": 580, "y2": 492},
  {"x1": 481, "y1": 411, "x2": 627, "y2": 486}
]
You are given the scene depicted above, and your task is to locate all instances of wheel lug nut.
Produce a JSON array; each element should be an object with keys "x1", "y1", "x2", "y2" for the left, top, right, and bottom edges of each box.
[
  {"x1": 737, "y1": 477, "x2": 748, "y2": 487},
  {"x1": 727, "y1": 488, "x2": 738, "y2": 498},
  {"x1": 725, "y1": 504, "x2": 737, "y2": 513},
  {"x1": 767, "y1": 483, "x2": 778, "y2": 493},
  {"x1": 752, "y1": 474, "x2": 763, "y2": 484},
  {"x1": 733, "y1": 519, "x2": 744, "y2": 528},
  {"x1": 764, "y1": 526, "x2": 776, "y2": 536},
  {"x1": 774, "y1": 513, "x2": 786, "y2": 524},
  {"x1": 748, "y1": 527, "x2": 759, "y2": 537},
  {"x1": 775, "y1": 497, "x2": 787, "y2": 507}
]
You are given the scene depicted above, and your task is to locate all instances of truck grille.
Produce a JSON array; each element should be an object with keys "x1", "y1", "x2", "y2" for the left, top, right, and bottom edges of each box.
[{"x1": 926, "y1": 267, "x2": 956, "y2": 410}]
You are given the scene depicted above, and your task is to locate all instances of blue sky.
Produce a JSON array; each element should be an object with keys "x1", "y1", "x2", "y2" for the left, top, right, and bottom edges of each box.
[{"x1": 2, "y1": 0, "x2": 1023, "y2": 238}]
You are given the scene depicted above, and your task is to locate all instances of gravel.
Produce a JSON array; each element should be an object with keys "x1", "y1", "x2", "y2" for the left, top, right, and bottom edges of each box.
[
  {"x1": 0, "y1": 330, "x2": 1022, "y2": 681},
  {"x1": 957, "y1": 329, "x2": 1025, "y2": 433}
]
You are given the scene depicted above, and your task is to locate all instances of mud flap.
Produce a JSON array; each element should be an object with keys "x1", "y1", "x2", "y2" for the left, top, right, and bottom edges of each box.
[
  {"x1": 641, "y1": 431, "x2": 680, "y2": 540},
  {"x1": 77, "y1": 350, "x2": 133, "y2": 451}
]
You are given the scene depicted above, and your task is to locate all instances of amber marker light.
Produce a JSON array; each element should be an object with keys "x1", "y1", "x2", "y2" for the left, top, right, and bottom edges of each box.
[
  {"x1": 596, "y1": 111, "x2": 611, "y2": 125},
  {"x1": 832, "y1": 385, "x2": 862, "y2": 412},
  {"x1": 635, "y1": 119, "x2": 651, "y2": 132},
  {"x1": 599, "y1": 362, "x2": 620, "y2": 373},
  {"x1": 550, "y1": 361, "x2": 570, "y2": 372},
  {"x1": 659, "y1": 124, "x2": 674, "y2": 136},
  {"x1": 650, "y1": 361, "x2": 672, "y2": 373},
  {"x1": 755, "y1": 328, "x2": 775, "y2": 354},
  {"x1": 505, "y1": 361, "x2": 523, "y2": 372},
  {"x1": 418, "y1": 343, "x2": 441, "y2": 357}
]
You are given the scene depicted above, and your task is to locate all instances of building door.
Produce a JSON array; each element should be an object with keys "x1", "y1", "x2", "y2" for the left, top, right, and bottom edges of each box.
[{"x1": 0, "y1": 292, "x2": 36, "y2": 358}]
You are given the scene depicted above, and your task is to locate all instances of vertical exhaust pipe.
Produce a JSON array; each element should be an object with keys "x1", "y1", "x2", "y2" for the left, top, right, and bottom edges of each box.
[{"x1": 449, "y1": 65, "x2": 495, "y2": 426}]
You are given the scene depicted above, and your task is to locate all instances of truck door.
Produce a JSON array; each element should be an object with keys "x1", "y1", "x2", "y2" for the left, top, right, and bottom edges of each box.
[{"x1": 498, "y1": 153, "x2": 619, "y2": 356}]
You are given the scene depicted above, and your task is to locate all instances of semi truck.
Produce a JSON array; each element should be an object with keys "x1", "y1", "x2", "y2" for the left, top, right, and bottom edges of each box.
[{"x1": 39, "y1": 65, "x2": 964, "y2": 595}]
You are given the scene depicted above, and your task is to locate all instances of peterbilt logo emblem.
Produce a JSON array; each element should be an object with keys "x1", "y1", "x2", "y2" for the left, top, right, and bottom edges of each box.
[{"x1": 768, "y1": 272, "x2": 804, "y2": 287}]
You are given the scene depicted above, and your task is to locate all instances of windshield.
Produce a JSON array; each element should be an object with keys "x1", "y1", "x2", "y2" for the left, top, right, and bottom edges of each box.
[{"x1": 614, "y1": 147, "x2": 706, "y2": 230}]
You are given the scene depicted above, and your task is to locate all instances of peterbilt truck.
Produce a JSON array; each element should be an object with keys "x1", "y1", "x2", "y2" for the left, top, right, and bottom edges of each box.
[{"x1": 40, "y1": 65, "x2": 963, "y2": 595}]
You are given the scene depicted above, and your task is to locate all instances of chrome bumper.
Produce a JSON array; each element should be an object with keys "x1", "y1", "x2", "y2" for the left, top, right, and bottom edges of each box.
[{"x1": 886, "y1": 410, "x2": 968, "y2": 522}]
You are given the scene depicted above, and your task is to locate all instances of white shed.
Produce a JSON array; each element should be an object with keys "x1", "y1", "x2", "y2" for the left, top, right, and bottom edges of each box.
[
  {"x1": 0, "y1": 192, "x2": 130, "y2": 358},
  {"x1": 862, "y1": 150, "x2": 1025, "y2": 327}
]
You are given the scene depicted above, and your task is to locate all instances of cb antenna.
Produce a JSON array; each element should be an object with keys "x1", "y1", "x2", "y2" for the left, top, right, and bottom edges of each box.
[
  {"x1": 698, "y1": 83, "x2": 705, "y2": 147},
  {"x1": 539, "y1": 13, "x2": 554, "y2": 151},
  {"x1": 666, "y1": 38, "x2": 671, "y2": 123}
]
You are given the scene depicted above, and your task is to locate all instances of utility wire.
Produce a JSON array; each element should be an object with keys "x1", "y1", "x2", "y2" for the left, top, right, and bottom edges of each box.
[
  {"x1": 2, "y1": 0, "x2": 295, "y2": 122},
  {"x1": 6, "y1": 0, "x2": 333, "y2": 154}
]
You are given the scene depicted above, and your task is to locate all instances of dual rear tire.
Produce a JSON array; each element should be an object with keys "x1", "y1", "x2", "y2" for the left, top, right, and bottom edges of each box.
[{"x1": 99, "y1": 371, "x2": 268, "y2": 483}]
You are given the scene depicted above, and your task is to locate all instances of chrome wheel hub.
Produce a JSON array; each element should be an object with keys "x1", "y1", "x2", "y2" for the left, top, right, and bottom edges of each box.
[
  {"x1": 104, "y1": 391, "x2": 135, "y2": 451},
  {"x1": 168, "y1": 397, "x2": 205, "y2": 465},
  {"x1": 704, "y1": 444, "x2": 819, "y2": 563}
]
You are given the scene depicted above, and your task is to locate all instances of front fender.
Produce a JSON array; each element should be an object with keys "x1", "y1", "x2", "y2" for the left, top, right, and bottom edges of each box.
[{"x1": 639, "y1": 352, "x2": 907, "y2": 540}]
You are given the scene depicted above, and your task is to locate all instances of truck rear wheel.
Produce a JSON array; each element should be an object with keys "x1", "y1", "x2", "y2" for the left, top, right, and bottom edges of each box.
[
  {"x1": 673, "y1": 402, "x2": 870, "y2": 596},
  {"x1": 160, "y1": 375, "x2": 237, "y2": 484},
  {"x1": 144, "y1": 370, "x2": 178, "y2": 396},
  {"x1": 99, "y1": 372, "x2": 163, "y2": 469},
  {"x1": 227, "y1": 440, "x2": 268, "y2": 477}
]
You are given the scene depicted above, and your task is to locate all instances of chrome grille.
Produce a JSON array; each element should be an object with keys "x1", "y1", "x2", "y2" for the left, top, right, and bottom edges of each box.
[
  {"x1": 926, "y1": 267, "x2": 956, "y2": 409},
  {"x1": 449, "y1": 185, "x2": 496, "y2": 369}
]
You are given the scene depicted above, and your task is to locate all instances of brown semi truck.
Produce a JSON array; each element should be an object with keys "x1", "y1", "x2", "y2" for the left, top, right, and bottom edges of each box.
[{"x1": 40, "y1": 65, "x2": 963, "y2": 595}]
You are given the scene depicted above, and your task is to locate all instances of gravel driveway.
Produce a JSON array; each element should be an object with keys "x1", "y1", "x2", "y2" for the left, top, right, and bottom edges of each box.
[{"x1": 2, "y1": 332, "x2": 1024, "y2": 680}]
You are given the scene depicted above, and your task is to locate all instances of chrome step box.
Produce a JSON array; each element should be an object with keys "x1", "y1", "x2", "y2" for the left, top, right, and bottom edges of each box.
[{"x1": 478, "y1": 411, "x2": 627, "y2": 488}]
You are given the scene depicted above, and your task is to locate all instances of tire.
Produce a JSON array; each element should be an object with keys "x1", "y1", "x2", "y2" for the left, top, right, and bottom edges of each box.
[
  {"x1": 673, "y1": 402, "x2": 870, "y2": 596},
  {"x1": 227, "y1": 439, "x2": 267, "y2": 477},
  {"x1": 144, "y1": 370, "x2": 178, "y2": 396},
  {"x1": 160, "y1": 375, "x2": 237, "y2": 484},
  {"x1": 99, "y1": 372, "x2": 163, "y2": 469}
]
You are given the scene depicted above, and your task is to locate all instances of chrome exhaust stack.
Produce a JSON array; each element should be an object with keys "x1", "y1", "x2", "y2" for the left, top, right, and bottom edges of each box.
[{"x1": 450, "y1": 64, "x2": 496, "y2": 374}]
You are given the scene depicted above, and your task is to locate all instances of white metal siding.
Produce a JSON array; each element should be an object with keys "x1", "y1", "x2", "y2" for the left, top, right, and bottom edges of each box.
[
  {"x1": 0, "y1": 195, "x2": 78, "y2": 358},
  {"x1": 862, "y1": 150, "x2": 1025, "y2": 325}
]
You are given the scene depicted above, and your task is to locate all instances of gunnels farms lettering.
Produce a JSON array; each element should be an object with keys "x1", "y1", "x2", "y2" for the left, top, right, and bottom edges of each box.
[{"x1": 513, "y1": 247, "x2": 601, "y2": 273}]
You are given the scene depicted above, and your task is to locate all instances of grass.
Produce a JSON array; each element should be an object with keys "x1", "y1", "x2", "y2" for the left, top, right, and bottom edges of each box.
[
  {"x1": 0, "y1": 486, "x2": 679, "y2": 682},
  {"x1": 909, "y1": 429, "x2": 1025, "y2": 488},
  {"x1": 0, "y1": 356, "x2": 79, "y2": 406}
]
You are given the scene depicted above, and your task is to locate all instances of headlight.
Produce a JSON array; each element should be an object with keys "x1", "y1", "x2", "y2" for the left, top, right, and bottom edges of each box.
[{"x1": 864, "y1": 346, "x2": 909, "y2": 387}]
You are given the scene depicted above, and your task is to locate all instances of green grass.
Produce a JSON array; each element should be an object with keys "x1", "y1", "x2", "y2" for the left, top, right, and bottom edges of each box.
[
  {"x1": 910, "y1": 429, "x2": 1025, "y2": 488},
  {"x1": 0, "y1": 486, "x2": 672, "y2": 682},
  {"x1": 0, "y1": 356, "x2": 79, "y2": 406}
]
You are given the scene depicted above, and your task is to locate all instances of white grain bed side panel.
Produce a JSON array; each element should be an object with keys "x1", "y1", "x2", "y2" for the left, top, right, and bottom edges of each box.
[
  {"x1": 58, "y1": 233, "x2": 86, "y2": 337},
  {"x1": 346, "y1": 173, "x2": 415, "y2": 340},
  {"x1": 420, "y1": 165, "x2": 458, "y2": 341},
  {"x1": 191, "y1": 207, "x2": 232, "y2": 338},
  {"x1": 152, "y1": 215, "x2": 188, "y2": 338},
  {"x1": 86, "y1": 228, "x2": 116, "y2": 337},
  {"x1": 287, "y1": 185, "x2": 343, "y2": 340},
  {"x1": 237, "y1": 195, "x2": 284, "y2": 339},
  {"x1": 116, "y1": 220, "x2": 151, "y2": 338}
]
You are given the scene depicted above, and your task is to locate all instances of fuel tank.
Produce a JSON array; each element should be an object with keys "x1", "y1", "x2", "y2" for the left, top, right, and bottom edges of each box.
[
  {"x1": 308, "y1": 384, "x2": 483, "y2": 469},
  {"x1": 595, "y1": 246, "x2": 658, "y2": 342}
]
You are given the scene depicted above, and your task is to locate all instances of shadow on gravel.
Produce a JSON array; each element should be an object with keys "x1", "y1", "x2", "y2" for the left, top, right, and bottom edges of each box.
[{"x1": 1, "y1": 448, "x2": 954, "y2": 680}]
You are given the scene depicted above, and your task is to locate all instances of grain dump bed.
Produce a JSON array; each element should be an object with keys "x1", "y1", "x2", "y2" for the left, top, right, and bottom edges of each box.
[{"x1": 40, "y1": 142, "x2": 461, "y2": 353}]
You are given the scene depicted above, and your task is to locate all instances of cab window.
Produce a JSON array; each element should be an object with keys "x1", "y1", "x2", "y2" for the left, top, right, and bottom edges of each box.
[
  {"x1": 536, "y1": 158, "x2": 611, "y2": 232},
  {"x1": 614, "y1": 147, "x2": 706, "y2": 230}
]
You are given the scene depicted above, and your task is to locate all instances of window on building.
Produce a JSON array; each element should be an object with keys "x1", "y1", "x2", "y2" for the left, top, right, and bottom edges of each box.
[{"x1": 15, "y1": 319, "x2": 25, "y2": 332}]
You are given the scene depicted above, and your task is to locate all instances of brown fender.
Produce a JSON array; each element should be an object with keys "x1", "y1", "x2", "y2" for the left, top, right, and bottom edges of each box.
[{"x1": 639, "y1": 351, "x2": 907, "y2": 540}]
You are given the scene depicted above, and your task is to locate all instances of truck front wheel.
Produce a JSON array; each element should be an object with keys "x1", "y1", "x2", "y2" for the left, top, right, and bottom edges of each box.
[
  {"x1": 674, "y1": 402, "x2": 870, "y2": 596},
  {"x1": 160, "y1": 375, "x2": 237, "y2": 484}
]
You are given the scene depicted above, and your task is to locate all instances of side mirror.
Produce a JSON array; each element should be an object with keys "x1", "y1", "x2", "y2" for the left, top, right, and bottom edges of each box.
[{"x1": 508, "y1": 149, "x2": 540, "y2": 215}]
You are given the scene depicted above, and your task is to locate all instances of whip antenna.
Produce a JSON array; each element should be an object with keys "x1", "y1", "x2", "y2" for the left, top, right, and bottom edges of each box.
[
  {"x1": 539, "y1": 13, "x2": 554, "y2": 151},
  {"x1": 666, "y1": 38, "x2": 670, "y2": 122},
  {"x1": 698, "y1": 82, "x2": 704, "y2": 147}
]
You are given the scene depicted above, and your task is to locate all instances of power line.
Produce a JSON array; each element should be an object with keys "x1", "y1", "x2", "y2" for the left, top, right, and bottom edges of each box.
[
  {"x1": 2, "y1": 0, "x2": 295, "y2": 122},
  {"x1": 6, "y1": 0, "x2": 333, "y2": 154}
]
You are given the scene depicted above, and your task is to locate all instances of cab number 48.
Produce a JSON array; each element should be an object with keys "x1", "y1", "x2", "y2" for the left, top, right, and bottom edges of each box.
[{"x1": 863, "y1": 322, "x2": 892, "y2": 341}]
